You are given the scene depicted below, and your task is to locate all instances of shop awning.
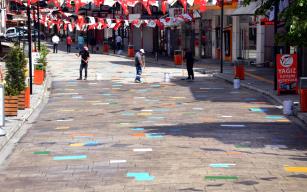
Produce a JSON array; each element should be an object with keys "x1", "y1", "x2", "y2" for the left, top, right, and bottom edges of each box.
[{"x1": 231, "y1": 1, "x2": 262, "y2": 16}]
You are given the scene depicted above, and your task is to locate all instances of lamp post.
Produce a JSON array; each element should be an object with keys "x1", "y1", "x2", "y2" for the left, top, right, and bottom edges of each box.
[
  {"x1": 37, "y1": 1, "x2": 40, "y2": 51},
  {"x1": 27, "y1": 5, "x2": 33, "y2": 94},
  {"x1": 273, "y1": 1, "x2": 278, "y2": 90},
  {"x1": 220, "y1": 0, "x2": 224, "y2": 73}
]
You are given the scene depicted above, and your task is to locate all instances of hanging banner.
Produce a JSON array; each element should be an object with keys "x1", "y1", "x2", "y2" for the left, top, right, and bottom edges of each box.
[{"x1": 277, "y1": 54, "x2": 298, "y2": 95}]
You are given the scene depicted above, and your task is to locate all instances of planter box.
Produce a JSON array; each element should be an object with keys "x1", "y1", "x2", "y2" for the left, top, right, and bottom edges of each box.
[
  {"x1": 5, "y1": 96, "x2": 18, "y2": 116},
  {"x1": 34, "y1": 69, "x2": 44, "y2": 85},
  {"x1": 18, "y1": 90, "x2": 25, "y2": 110},
  {"x1": 25, "y1": 87, "x2": 30, "y2": 108}
]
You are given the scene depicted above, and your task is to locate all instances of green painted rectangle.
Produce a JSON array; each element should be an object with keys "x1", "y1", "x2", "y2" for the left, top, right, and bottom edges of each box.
[
  {"x1": 204, "y1": 176, "x2": 238, "y2": 180},
  {"x1": 33, "y1": 151, "x2": 50, "y2": 155}
]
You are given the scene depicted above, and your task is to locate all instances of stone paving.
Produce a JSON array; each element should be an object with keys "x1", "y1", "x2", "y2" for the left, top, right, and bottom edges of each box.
[{"x1": 0, "y1": 49, "x2": 307, "y2": 191}]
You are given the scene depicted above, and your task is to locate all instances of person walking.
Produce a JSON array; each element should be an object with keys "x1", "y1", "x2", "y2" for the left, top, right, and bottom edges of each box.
[
  {"x1": 66, "y1": 35, "x2": 72, "y2": 53},
  {"x1": 77, "y1": 33, "x2": 85, "y2": 51},
  {"x1": 52, "y1": 34, "x2": 60, "y2": 53},
  {"x1": 76, "y1": 46, "x2": 90, "y2": 80},
  {"x1": 185, "y1": 50, "x2": 194, "y2": 80},
  {"x1": 134, "y1": 49, "x2": 145, "y2": 83},
  {"x1": 116, "y1": 35, "x2": 122, "y2": 51}
]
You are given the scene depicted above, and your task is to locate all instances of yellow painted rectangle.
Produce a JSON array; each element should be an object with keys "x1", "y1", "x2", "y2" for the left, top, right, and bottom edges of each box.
[
  {"x1": 137, "y1": 113, "x2": 152, "y2": 116},
  {"x1": 284, "y1": 166, "x2": 307, "y2": 172},
  {"x1": 55, "y1": 126, "x2": 70, "y2": 130},
  {"x1": 70, "y1": 143, "x2": 84, "y2": 147}
]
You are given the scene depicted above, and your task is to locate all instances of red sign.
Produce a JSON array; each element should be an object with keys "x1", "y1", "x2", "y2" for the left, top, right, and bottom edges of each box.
[
  {"x1": 277, "y1": 54, "x2": 298, "y2": 95},
  {"x1": 260, "y1": 18, "x2": 275, "y2": 25}
]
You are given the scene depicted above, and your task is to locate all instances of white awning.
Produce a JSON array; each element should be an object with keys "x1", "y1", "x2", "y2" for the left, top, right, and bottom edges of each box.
[{"x1": 231, "y1": 1, "x2": 262, "y2": 16}]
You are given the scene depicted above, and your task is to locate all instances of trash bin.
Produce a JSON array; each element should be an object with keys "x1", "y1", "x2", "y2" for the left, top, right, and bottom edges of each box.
[
  {"x1": 128, "y1": 45, "x2": 134, "y2": 57},
  {"x1": 234, "y1": 57, "x2": 245, "y2": 80},
  {"x1": 174, "y1": 50, "x2": 183, "y2": 65},
  {"x1": 103, "y1": 41, "x2": 109, "y2": 53},
  {"x1": 299, "y1": 77, "x2": 307, "y2": 112}
]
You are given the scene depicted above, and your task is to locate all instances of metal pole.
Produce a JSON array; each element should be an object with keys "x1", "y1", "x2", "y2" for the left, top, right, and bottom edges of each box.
[
  {"x1": 220, "y1": 0, "x2": 224, "y2": 73},
  {"x1": 27, "y1": 5, "x2": 33, "y2": 94},
  {"x1": 113, "y1": 6, "x2": 115, "y2": 54},
  {"x1": 37, "y1": 1, "x2": 40, "y2": 51},
  {"x1": 273, "y1": 2, "x2": 278, "y2": 90}
]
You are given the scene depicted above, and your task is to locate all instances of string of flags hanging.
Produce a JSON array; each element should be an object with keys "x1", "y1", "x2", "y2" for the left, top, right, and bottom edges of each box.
[{"x1": 39, "y1": 10, "x2": 193, "y2": 31}]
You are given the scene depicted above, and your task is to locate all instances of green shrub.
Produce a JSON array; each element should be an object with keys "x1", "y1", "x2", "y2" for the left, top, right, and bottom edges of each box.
[{"x1": 4, "y1": 46, "x2": 27, "y2": 96}]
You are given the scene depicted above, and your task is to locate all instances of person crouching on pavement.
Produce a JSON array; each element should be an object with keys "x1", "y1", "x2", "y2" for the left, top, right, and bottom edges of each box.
[
  {"x1": 134, "y1": 49, "x2": 145, "y2": 83},
  {"x1": 76, "y1": 46, "x2": 90, "y2": 80},
  {"x1": 185, "y1": 49, "x2": 194, "y2": 80}
]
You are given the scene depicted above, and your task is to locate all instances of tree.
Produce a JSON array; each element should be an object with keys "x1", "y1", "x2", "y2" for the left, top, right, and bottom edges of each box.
[
  {"x1": 4, "y1": 45, "x2": 27, "y2": 96},
  {"x1": 244, "y1": 0, "x2": 307, "y2": 47}
]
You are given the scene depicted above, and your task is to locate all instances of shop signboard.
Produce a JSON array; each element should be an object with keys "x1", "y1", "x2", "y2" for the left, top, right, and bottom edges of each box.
[{"x1": 277, "y1": 54, "x2": 298, "y2": 95}]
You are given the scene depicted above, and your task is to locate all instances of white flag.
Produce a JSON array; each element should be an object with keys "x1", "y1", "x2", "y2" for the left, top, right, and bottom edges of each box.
[
  {"x1": 147, "y1": 20, "x2": 156, "y2": 28},
  {"x1": 104, "y1": 0, "x2": 116, "y2": 7}
]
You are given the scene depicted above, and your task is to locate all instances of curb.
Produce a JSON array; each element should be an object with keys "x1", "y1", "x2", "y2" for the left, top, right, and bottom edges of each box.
[
  {"x1": 213, "y1": 73, "x2": 307, "y2": 128},
  {"x1": 0, "y1": 73, "x2": 51, "y2": 152}
]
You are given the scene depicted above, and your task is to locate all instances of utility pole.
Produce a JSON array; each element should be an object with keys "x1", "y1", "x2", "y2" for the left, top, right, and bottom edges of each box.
[
  {"x1": 27, "y1": 5, "x2": 33, "y2": 94},
  {"x1": 113, "y1": 5, "x2": 115, "y2": 54},
  {"x1": 220, "y1": 0, "x2": 224, "y2": 73},
  {"x1": 37, "y1": 1, "x2": 40, "y2": 51},
  {"x1": 273, "y1": 1, "x2": 278, "y2": 90}
]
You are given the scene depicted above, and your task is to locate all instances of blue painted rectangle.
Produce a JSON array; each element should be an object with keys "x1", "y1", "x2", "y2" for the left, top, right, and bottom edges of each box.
[
  {"x1": 127, "y1": 172, "x2": 155, "y2": 181},
  {"x1": 265, "y1": 115, "x2": 286, "y2": 120},
  {"x1": 132, "y1": 128, "x2": 144, "y2": 131},
  {"x1": 249, "y1": 108, "x2": 268, "y2": 112},
  {"x1": 209, "y1": 163, "x2": 236, "y2": 168},
  {"x1": 53, "y1": 155, "x2": 87, "y2": 160}
]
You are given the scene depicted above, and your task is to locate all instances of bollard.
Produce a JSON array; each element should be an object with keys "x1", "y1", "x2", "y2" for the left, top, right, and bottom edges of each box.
[
  {"x1": 233, "y1": 78, "x2": 240, "y2": 89},
  {"x1": 300, "y1": 77, "x2": 307, "y2": 112},
  {"x1": 174, "y1": 50, "x2": 183, "y2": 65},
  {"x1": 234, "y1": 58, "x2": 245, "y2": 80},
  {"x1": 164, "y1": 72, "x2": 170, "y2": 83},
  {"x1": 128, "y1": 45, "x2": 134, "y2": 57},
  {"x1": 283, "y1": 100, "x2": 293, "y2": 115}
]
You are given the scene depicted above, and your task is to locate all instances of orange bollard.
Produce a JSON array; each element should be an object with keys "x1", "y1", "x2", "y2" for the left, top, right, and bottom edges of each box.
[
  {"x1": 103, "y1": 43, "x2": 109, "y2": 53},
  {"x1": 234, "y1": 65, "x2": 245, "y2": 80},
  {"x1": 128, "y1": 45, "x2": 134, "y2": 57},
  {"x1": 174, "y1": 50, "x2": 183, "y2": 65},
  {"x1": 300, "y1": 89, "x2": 307, "y2": 112},
  {"x1": 25, "y1": 87, "x2": 30, "y2": 108},
  {"x1": 34, "y1": 70, "x2": 44, "y2": 85}
]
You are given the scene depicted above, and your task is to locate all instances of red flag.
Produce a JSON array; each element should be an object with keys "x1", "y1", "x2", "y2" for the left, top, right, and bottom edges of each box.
[
  {"x1": 113, "y1": 19, "x2": 122, "y2": 31},
  {"x1": 155, "y1": 19, "x2": 164, "y2": 30},
  {"x1": 118, "y1": 0, "x2": 129, "y2": 15},
  {"x1": 77, "y1": 15, "x2": 84, "y2": 29},
  {"x1": 180, "y1": 0, "x2": 187, "y2": 12},
  {"x1": 66, "y1": 0, "x2": 72, "y2": 8},
  {"x1": 161, "y1": 0, "x2": 167, "y2": 14},
  {"x1": 142, "y1": 0, "x2": 152, "y2": 15},
  {"x1": 194, "y1": 0, "x2": 206, "y2": 12}
]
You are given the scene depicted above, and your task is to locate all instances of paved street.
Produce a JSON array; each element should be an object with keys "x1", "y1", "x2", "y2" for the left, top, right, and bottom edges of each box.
[{"x1": 0, "y1": 50, "x2": 307, "y2": 192}]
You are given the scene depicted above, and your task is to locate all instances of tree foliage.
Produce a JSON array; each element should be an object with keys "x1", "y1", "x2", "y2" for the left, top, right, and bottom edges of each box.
[
  {"x1": 244, "y1": 0, "x2": 307, "y2": 47},
  {"x1": 4, "y1": 45, "x2": 27, "y2": 96}
]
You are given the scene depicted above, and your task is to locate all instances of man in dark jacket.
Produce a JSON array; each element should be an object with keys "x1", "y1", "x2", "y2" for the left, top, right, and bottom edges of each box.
[
  {"x1": 185, "y1": 50, "x2": 194, "y2": 80},
  {"x1": 76, "y1": 46, "x2": 90, "y2": 80}
]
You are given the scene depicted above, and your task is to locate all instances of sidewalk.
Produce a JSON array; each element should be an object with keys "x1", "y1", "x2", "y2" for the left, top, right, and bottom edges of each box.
[{"x1": 0, "y1": 63, "x2": 51, "y2": 152}]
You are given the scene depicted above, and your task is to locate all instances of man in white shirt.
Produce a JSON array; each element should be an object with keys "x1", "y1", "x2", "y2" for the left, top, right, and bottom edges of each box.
[
  {"x1": 116, "y1": 35, "x2": 122, "y2": 51},
  {"x1": 52, "y1": 34, "x2": 60, "y2": 53}
]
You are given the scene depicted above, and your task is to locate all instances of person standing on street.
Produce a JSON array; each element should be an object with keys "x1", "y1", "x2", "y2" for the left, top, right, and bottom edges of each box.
[
  {"x1": 52, "y1": 34, "x2": 60, "y2": 53},
  {"x1": 134, "y1": 49, "x2": 145, "y2": 83},
  {"x1": 185, "y1": 50, "x2": 194, "y2": 80},
  {"x1": 77, "y1": 33, "x2": 85, "y2": 51},
  {"x1": 116, "y1": 35, "x2": 122, "y2": 51},
  {"x1": 66, "y1": 35, "x2": 72, "y2": 53},
  {"x1": 76, "y1": 46, "x2": 90, "y2": 80}
]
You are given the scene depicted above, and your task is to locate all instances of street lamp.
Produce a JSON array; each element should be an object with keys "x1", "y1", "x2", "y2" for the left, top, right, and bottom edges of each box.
[
  {"x1": 27, "y1": 4, "x2": 33, "y2": 94},
  {"x1": 220, "y1": 0, "x2": 224, "y2": 73}
]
